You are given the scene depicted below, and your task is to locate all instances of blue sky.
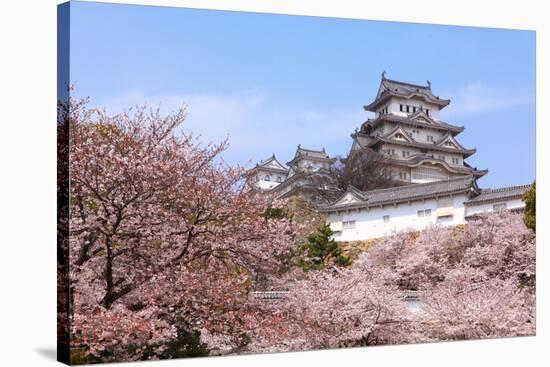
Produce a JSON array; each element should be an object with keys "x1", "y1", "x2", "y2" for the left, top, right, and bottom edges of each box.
[{"x1": 67, "y1": 1, "x2": 536, "y2": 188}]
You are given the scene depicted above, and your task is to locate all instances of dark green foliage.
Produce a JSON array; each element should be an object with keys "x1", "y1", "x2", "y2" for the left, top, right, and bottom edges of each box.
[
  {"x1": 299, "y1": 222, "x2": 351, "y2": 271},
  {"x1": 158, "y1": 328, "x2": 209, "y2": 359},
  {"x1": 263, "y1": 204, "x2": 293, "y2": 221},
  {"x1": 523, "y1": 181, "x2": 536, "y2": 232}
]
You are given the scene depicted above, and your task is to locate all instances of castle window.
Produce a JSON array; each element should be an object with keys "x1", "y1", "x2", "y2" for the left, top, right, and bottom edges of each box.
[
  {"x1": 406, "y1": 105, "x2": 410, "y2": 113},
  {"x1": 343, "y1": 220, "x2": 356, "y2": 230},
  {"x1": 402, "y1": 150, "x2": 410, "y2": 158},
  {"x1": 413, "y1": 106, "x2": 417, "y2": 113},
  {"x1": 418, "y1": 209, "x2": 432, "y2": 217},
  {"x1": 383, "y1": 215, "x2": 390, "y2": 223},
  {"x1": 427, "y1": 135, "x2": 434, "y2": 142},
  {"x1": 276, "y1": 176, "x2": 282, "y2": 183},
  {"x1": 426, "y1": 109, "x2": 430, "y2": 116},
  {"x1": 400, "y1": 104, "x2": 404, "y2": 112},
  {"x1": 451, "y1": 157, "x2": 459, "y2": 165},
  {"x1": 264, "y1": 175, "x2": 270, "y2": 181}
]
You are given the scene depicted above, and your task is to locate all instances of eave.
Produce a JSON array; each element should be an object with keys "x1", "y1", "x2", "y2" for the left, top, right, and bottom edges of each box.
[{"x1": 364, "y1": 91, "x2": 451, "y2": 112}]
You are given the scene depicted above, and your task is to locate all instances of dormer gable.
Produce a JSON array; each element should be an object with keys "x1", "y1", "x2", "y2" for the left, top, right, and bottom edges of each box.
[
  {"x1": 258, "y1": 154, "x2": 287, "y2": 171},
  {"x1": 386, "y1": 126, "x2": 415, "y2": 143},
  {"x1": 408, "y1": 110, "x2": 436, "y2": 125},
  {"x1": 436, "y1": 134, "x2": 465, "y2": 150},
  {"x1": 334, "y1": 186, "x2": 366, "y2": 205}
]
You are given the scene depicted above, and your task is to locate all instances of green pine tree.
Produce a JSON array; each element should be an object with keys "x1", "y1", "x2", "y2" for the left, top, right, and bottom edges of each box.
[
  {"x1": 299, "y1": 222, "x2": 351, "y2": 271},
  {"x1": 523, "y1": 181, "x2": 536, "y2": 232},
  {"x1": 263, "y1": 203, "x2": 293, "y2": 221}
]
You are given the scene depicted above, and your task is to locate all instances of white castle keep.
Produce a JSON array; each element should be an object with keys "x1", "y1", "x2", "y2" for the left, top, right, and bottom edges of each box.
[{"x1": 246, "y1": 74, "x2": 531, "y2": 240}]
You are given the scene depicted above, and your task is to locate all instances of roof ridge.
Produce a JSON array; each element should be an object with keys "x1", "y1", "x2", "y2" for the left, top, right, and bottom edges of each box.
[
  {"x1": 359, "y1": 175, "x2": 473, "y2": 195},
  {"x1": 384, "y1": 78, "x2": 430, "y2": 90},
  {"x1": 365, "y1": 114, "x2": 464, "y2": 131},
  {"x1": 481, "y1": 184, "x2": 532, "y2": 193},
  {"x1": 298, "y1": 146, "x2": 326, "y2": 153}
]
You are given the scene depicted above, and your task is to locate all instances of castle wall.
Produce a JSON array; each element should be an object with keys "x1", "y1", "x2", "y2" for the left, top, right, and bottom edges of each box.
[{"x1": 327, "y1": 194, "x2": 467, "y2": 241}]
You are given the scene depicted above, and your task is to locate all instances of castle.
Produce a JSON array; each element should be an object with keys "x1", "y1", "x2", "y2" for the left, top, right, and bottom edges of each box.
[{"x1": 246, "y1": 74, "x2": 530, "y2": 240}]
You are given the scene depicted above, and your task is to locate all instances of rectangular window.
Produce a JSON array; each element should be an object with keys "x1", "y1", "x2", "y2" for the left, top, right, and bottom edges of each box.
[
  {"x1": 426, "y1": 109, "x2": 430, "y2": 116},
  {"x1": 400, "y1": 104, "x2": 403, "y2": 112},
  {"x1": 343, "y1": 220, "x2": 356, "y2": 229},
  {"x1": 406, "y1": 105, "x2": 410, "y2": 113},
  {"x1": 418, "y1": 209, "x2": 432, "y2": 217},
  {"x1": 402, "y1": 151, "x2": 410, "y2": 158},
  {"x1": 427, "y1": 136, "x2": 434, "y2": 142},
  {"x1": 383, "y1": 215, "x2": 390, "y2": 223},
  {"x1": 493, "y1": 203, "x2": 507, "y2": 211},
  {"x1": 413, "y1": 106, "x2": 417, "y2": 113}
]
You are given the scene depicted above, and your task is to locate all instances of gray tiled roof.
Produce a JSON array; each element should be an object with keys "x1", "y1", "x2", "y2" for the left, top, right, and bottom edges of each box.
[
  {"x1": 465, "y1": 184, "x2": 531, "y2": 205},
  {"x1": 287, "y1": 145, "x2": 335, "y2": 165},
  {"x1": 368, "y1": 135, "x2": 477, "y2": 157},
  {"x1": 362, "y1": 113, "x2": 464, "y2": 134},
  {"x1": 384, "y1": 154, "x2": 488, "y2": 177},
  {"x1": 365, "y1": 77, "x2": 450, "y2": 111},
  {"x1": 250, "y1": 154, "x2": 289, "y2": 174},
  {"x1": 321, "y1": 175, "x2": 478, "y2": 211},
  {"x1": 296, "y1": 145, "x2": 330, "y2": 159}
]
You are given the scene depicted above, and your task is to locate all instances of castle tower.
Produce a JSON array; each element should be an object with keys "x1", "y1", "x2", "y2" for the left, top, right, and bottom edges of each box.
[
  {"x1": 351, "y1": 74, "x2": 487, "y2": 183},
  {"x1": 245, "y1": 154, "x2": 288, "y2": 191}
]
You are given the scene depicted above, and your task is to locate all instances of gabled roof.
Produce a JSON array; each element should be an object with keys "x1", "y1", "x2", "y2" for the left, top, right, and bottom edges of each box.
[
  {"x1": 383, "y1": 125, "x2": 416, "y2": 143},
  {"x1": 333, "y1": 186, "x2": 368, "y2": 205},
  {"x1": 365, "y1": 75, "x2": 451, "y2": 112},
  {"x1": 361, "y1": 113, "x2": 464, "y2": 136},
  {"x1": 320, "y1": 175, "x2": 479, "y2": 212},
  {"x1": 384, "y1": 154, "x2": 488, "y2": 177},
  {"x1": 408, "y1": 110, "x2": 436, "y2": 125},
  {"x1": 368, "y1": 135, "x2": 477, "y2": 157},
  {"x1": 464, "y1": 184, "x2": 531, "y2": 205},
  {"x1": 248, "y1": 154, "x2": 289, "y2": 175},
  {"x1": 286, "y1": 145, "x2": 335, "y2": 166},
  {"x1": 436, "y1": 133, "x2": 466, "y2": 150}
]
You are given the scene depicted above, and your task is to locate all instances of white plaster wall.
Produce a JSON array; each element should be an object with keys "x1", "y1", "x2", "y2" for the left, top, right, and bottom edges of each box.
[
  {"x1": 402, "y1": 126, "x2": 446, "y2": 144},
  {"x1": 381, "y1": 143, "x2": 421, "y2": 159},
  {"x1": 385, "y1": 97, "x2": 441, "y2": 120},
  {"x1": 251, "y1": 171, "x2": 285, "y2": 190},
  {"x1": 328, "y1": 195, "x2": 468, "y2": 241},
  {"x1": 465, "y1": 197, "x2": 525, "y2": 217}
]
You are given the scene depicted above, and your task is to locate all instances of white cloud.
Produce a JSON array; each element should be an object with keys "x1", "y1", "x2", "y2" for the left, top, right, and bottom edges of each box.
[
  {"x1": 95, "y1": 91, "x2": 365, "y2": 167},
  {"x1": 441, "y1": 82, "x2": 534, "y2": 119}
]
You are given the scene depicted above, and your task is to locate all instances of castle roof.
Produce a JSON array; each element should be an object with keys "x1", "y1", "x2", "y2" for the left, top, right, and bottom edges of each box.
[
  {"x1": 384, "y1": 154, "x2": 488, "y2": 177},
  {"x1": 364, "y1": 76, "x2": 451, "y2": 112},
  {"x1": 361, "y1": 112, "x2": 464, "y2": 135},
  {"x1": 320, "y1": 175, "x2": 480, "y2": 212},
  {"x1": 248, "y1": 154, "x2": 288, "y2": 175},
  {"x1": 367, "y1": 133, "x2": 477, "y2": 158},
  {"x1": 286, "y1": 145, "x2": 336, "y2": 166},
  {"x1": 464, "y1": 184, "x2": 531, "y2": 205}
]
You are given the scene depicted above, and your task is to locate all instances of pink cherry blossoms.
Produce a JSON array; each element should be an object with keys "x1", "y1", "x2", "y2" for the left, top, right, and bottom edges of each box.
[{"x1": 59, "y1": 96, "x2": 535, "y2": 363}]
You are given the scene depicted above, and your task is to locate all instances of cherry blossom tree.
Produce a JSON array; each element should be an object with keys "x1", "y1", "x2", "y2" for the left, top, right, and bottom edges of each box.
[
  {"x1": 61, "y1": 94, "x2": 535, "y2": 361},
  {"x1": 65, "y1": 96, "x2": 300, "y2": 361}
]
